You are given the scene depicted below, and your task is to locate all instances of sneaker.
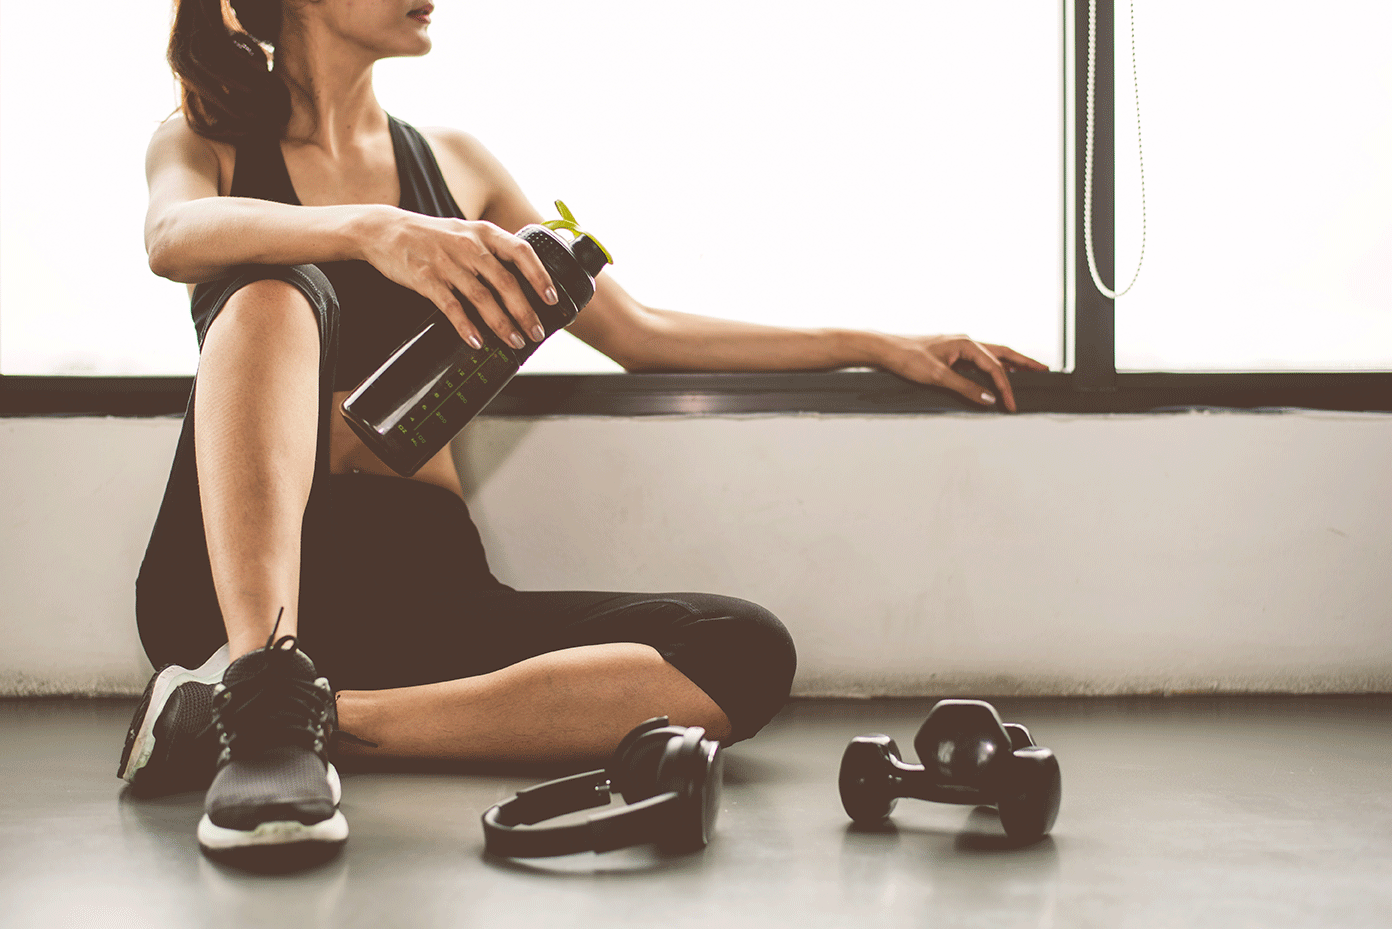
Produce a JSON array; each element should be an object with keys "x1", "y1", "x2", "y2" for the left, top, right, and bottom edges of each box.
[
  {"x1": 197, "y1": 630, "x2": 348, "y2": 870},
  {"x1": 118, "y1": 644, "x2": 230, "y2": 796}
]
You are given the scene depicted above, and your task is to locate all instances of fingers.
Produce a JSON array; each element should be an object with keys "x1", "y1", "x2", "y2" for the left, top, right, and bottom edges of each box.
[
  {"x1": 423, "y1": 267, "x2": 531, "y2": 353},
  {"x1": 982, "y1": 342, "x2": 1049, "y2": 372},
  {"x1": 459, "y1": 251, "x2": 542, "y2": 350},
  {"x1": 419, "y1": 280, "x2": 484, "y2": 350},
  {"x1": 493, "y1": 233, "x2": 559, "y2": 311},
  {"x1": 453, "y1": 275, "x2": 529, "y2": 350},
  {"x1": 960, "y1": 340, "x2": 1018, "y2": 412},
  {"x1": 937, "y1": 366, "x2": 1002, "y2": 409},
  {"x1": 425, "y1": 221, "x2": 557, "y2": 351},
  {"x1": 884, "y1": 334, "x2": 1021, "y2": 411}
]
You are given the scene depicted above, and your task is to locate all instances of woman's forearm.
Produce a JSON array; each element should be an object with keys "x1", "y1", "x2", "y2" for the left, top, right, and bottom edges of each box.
[
  {"x1": 145, "y1": 198, "x2": 392, "y2": 284},
  {"x1": 617, "y1": 306, "x2": 893, "y2": 374}
]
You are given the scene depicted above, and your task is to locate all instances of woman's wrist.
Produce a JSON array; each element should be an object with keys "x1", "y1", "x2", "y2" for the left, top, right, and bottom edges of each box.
[
  {"x1": 822, "y1": 328, "x2": 897, "y2": 370},
  {"x1": 344, "y1": 203, "x2": 398, "y2": 263}
]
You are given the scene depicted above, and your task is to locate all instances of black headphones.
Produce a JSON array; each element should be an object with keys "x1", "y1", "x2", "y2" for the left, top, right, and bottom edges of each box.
[{"x1": 481, "y1": 718, "x2": 723, "y2": 857}]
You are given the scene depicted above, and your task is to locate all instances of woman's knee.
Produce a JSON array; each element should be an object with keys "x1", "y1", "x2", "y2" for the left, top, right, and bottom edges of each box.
[
  {"x1": 213, "y1": 279, "x2": 314, "y2": 344},
  {"x1": 196, "y1": 264, "x2": 338, "y2": 357},
  {"x1": 726, "y1": 597, "x2": 797, "y2": 690},
  {"x1": 664, "y1": 594, "x2": 797, "y2": 743}
]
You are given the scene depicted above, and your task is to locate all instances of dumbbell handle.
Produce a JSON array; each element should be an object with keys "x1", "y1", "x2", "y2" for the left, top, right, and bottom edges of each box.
[{"x1": 878, "y1": 753, "x2": 998, "y2": 807}]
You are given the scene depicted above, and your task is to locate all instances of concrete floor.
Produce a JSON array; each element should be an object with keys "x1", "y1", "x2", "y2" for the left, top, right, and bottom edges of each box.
[{"x1": 1, "y1": 695, "x2": 1389, "y2": 929}]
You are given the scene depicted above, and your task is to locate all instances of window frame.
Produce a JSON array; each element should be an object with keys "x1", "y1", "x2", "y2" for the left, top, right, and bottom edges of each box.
[{"x1": 3, "y1": 0, "x2": 1388, "y2": 418}]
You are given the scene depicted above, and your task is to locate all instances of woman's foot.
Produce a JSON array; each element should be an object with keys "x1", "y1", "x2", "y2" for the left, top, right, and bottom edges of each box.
[{"x1": 197, "y1": 631, "x2": 347, "y2": 871}]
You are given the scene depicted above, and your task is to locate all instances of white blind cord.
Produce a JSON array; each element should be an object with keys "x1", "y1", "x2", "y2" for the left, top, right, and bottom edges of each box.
[{"x1": 1084, "y1": 0, "x2": 1146, "y2": 300}]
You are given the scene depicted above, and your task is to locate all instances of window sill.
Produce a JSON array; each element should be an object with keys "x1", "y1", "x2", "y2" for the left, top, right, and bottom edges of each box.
[{"x1": 0, "y1": 369, "x2": 1388, "y2": 417}]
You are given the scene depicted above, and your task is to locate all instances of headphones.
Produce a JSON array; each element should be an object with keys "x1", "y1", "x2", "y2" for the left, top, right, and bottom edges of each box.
[{"x1": 481, "y1": 718, "x2": 723, "y2": 857}]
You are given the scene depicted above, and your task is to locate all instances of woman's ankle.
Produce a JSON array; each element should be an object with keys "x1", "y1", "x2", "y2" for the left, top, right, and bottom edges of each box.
[{"x1": 225, "y1": 607, "x2": 299, "y2": 661}]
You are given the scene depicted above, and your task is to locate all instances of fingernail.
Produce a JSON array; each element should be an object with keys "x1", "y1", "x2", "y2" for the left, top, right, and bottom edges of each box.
[
  {"x1": 466, "y1": 334, "x2": 482, "y2": 350},
  {"x1": 531, "y1": 325, "x2": 546, "y2": 342},
  {"x1": 510, "y1": 334, "x2": 526, "y2": 350},
  {"x1": 982, "y1": 391, "x2": 996, "y2": 405},
  {"x1": 544, "y1": 287, "x2": 558, "y2": 304}
]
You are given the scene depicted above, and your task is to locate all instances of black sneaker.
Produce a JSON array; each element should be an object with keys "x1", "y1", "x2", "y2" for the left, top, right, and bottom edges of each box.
[
  {"x1": 196, "y1": 630, "x2": 347, "y2": 870},
  {"x1": 118, "y1": 644, "x2": 229, "y2": 796}
]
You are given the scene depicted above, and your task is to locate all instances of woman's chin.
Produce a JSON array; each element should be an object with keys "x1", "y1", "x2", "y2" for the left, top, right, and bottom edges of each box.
[{"x1": 376, "y1": 36, "x2": 432, "y2": 60}]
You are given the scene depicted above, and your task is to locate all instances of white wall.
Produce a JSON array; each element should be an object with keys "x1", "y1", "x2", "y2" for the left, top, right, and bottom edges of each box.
[{"x1": 2, "y1": 411, "x2": 1390, "y2": 697}]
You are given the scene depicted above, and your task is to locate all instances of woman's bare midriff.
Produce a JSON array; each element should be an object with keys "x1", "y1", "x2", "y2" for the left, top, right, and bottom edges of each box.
[{"x1": 327, "y1": 389, "x2": 465, "y2": 498}]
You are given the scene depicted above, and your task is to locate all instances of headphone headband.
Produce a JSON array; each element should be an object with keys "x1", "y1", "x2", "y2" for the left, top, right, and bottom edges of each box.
[{"x1": 481, "y1": 719, "x2": 722, "y2": 858}]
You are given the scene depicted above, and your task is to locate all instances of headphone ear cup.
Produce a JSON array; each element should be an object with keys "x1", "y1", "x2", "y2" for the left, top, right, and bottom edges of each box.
[
  {"x1": 654, "y1": 727, "x2": 719, "y2": 851},
  {"x1": 609, "y1": 717, "x2": 670, "y2": 772},
  {"x1": 612, "y1": 727, "x2": 684, "y2": 801},
  {"x1": 655, "y1": 727, "x2": 705, "y2": 797}
]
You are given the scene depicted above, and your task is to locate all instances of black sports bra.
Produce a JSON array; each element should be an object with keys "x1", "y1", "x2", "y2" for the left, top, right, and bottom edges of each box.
[{"x1": 228, "y1": 116, "x2": 466, "y2": 390}]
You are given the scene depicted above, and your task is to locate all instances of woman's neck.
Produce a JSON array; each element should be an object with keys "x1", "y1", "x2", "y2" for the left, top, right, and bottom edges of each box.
[{"x1": 274, "y1": 29, "x2": 386, "y2": 151}]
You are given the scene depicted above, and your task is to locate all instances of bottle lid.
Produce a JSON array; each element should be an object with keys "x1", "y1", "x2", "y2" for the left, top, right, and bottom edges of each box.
[
  {"x1": 542, "y1": 200, "x2": 613, "y2": 277},
  {"x1": 571, "y1": 234, "x2": 610, "y2": 278}
]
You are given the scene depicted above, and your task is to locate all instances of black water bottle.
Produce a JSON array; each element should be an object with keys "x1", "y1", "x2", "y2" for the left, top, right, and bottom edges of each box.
[{"x1": 340, "y1": 201, "x2": 612, "y2": 476}]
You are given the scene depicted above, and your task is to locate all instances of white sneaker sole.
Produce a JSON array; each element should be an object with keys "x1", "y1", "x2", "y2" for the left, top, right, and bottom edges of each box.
[
  {"x1": 196, "y1": 764, "x2": 347, "y2": 851},
  {"x1": 197, "y1": 811, "x2": 349, "y2": 851},
  {"x1": 119, "y1": 643, "x2": 230, "y2": 783}
]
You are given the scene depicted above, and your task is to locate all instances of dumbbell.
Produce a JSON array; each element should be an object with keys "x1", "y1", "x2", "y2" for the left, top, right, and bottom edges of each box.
[{"x1": 838, "y1": 699, "x2": 1061, "y2": 842}]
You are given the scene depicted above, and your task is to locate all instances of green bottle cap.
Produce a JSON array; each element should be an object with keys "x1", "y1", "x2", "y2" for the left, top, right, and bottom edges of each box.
[{"x1": 542, "y1": 200, "x2": 614, "y2": 271}]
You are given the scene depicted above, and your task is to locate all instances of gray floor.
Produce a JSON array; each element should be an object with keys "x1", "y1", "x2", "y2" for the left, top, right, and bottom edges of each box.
[{"x1": 1, "y1": 695, "x2": 1389, "y2": 929}]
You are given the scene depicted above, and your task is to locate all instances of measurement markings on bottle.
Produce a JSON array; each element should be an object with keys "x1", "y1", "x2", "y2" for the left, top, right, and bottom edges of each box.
[{"x1": 399, "y1": 347, "x2": 514, "y2": 447}]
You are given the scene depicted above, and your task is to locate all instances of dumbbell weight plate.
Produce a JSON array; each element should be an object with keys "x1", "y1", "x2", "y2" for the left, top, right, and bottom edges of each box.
[
  {"x1": 838, "y1": 734, "x2": 903, "y2": 824},
  {"x1": 995, "y1": 746, "x2": 1062, "y2": 842}
]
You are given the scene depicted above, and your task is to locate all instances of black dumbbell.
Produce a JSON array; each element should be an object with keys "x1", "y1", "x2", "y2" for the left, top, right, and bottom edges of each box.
[{"x1": 838, "y1": 699, "x2": 1061, "y2": 842}]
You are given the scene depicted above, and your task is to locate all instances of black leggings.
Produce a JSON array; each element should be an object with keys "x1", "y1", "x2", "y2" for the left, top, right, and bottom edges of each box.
[{"x1": 135, "y1": 265, "x2": 796, "y2": 742}]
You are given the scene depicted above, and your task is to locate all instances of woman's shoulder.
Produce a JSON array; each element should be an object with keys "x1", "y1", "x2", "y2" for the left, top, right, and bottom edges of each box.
[
  {"x1": 416, "y1": 125, "x2": 508, "y2": 179},
  {"x1": 147, "y1": 114, "x2": 237, "y2": 197},
  {"x1": 148, "y1": 113, "x2": 235, "y2": 158},
  {"x1": 415, "y1": 125, "x2": 512, "y2": 222}
]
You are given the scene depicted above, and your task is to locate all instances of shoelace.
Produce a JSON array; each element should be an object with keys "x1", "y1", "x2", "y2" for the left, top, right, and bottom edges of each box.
[
  {"x1": 212, "y1": 611, "x2": 332, "y2": 758},
  {"x1": 215, "y1": 635, "x2": 333, "y2": 758},
  {"x1": 207, "y1": 611, "x2": 378, "y2": 756}
]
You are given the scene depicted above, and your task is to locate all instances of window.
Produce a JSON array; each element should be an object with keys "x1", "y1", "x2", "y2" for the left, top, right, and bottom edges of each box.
[
  {"x1": 0, "y1": 1, "x2": 185, "y2": 375},
  {"x1": 1108, "y1": 0, "x2": 1392, "y2": 371},
  {"x1": 3, "y1": 2, "x2": 1387, "y2": 413},
  {"x1": 1, "y1": 0, "x2": 1062, "y2": 376}
]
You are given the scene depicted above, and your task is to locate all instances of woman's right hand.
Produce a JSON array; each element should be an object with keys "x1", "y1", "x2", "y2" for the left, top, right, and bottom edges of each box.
[{"x1": 360, "y1": 209, "x2": 558, "y2": 351}]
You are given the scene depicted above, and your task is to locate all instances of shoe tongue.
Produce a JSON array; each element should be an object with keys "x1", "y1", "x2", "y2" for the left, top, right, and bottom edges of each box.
[{"x1": 222, "y1": 641, "x2": 317, "y2": 689}]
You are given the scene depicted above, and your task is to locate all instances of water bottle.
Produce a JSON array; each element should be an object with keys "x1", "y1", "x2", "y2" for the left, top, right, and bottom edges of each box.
[{"x1": 340, "y1": 201, "x2": 612, "y2": 476}]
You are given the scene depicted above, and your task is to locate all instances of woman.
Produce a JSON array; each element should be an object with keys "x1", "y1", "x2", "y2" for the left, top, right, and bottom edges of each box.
[{"x1": 120, "y1": 0, "x2": 1045, "y2": 866}]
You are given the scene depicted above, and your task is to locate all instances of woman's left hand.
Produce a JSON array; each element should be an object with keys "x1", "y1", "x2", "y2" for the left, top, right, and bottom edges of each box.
[{"x1": 874, "y1": 334, "x2": 1048, "y2": 412}]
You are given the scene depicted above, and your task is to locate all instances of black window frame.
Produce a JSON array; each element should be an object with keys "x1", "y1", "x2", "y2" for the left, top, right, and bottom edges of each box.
[{"x1": 2, "y1": 0, "x2": 1388, "y2": 418}]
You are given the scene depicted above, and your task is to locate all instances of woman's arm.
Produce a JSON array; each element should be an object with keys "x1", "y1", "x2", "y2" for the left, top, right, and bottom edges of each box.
[
  {"x1": 575, "y1": 281, "x2": 1046, "y2": 412},
  {"x1": 143, "y1": 118, "x2": 383, "y2": 283},
  {"x1": 427, "y1": 128, "x2": 1048, "y2": 411},
  {"x1": 143, "y1": 117, "x2": 556, "y2": 351}
]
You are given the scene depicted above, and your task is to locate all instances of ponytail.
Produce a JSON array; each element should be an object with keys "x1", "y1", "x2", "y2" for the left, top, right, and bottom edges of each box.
[{"x1": 168, "y1": 0, "x2": 290, "y2": 141}]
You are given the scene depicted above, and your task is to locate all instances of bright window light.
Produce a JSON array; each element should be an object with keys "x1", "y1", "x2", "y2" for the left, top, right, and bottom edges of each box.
[
  {"x1": 1112, "y1": 0, "x2": 1392, "y2": 371},
  {"x1": 1, "y1": 1, "x2": 1062, "y2": 376}
]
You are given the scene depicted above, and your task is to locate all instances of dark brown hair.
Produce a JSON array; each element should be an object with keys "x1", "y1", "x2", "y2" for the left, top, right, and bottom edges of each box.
[{"x1": 168, "y1": 0, "x2": 290, "y2": 140}]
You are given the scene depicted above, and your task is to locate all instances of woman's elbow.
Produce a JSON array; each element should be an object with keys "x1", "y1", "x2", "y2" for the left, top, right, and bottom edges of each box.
[
  {"x1": 146, "y1": 242, "x2": 176, "y2": 281},
  {"x1": 145, "y1": 218, "x2": 178, "y2": 280},
  {"x1": 590, "y1": 307, "x2": 670, "y2": 373},
  {"x1": 599, "y1": 334, "x2": 664, "y2": 373},
  {"x1": 616, "y1": 353, "x2": 667, "y2": 374},
  {"x1": 145, "y1": 230, "x2": 199, "y2": 284}
]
